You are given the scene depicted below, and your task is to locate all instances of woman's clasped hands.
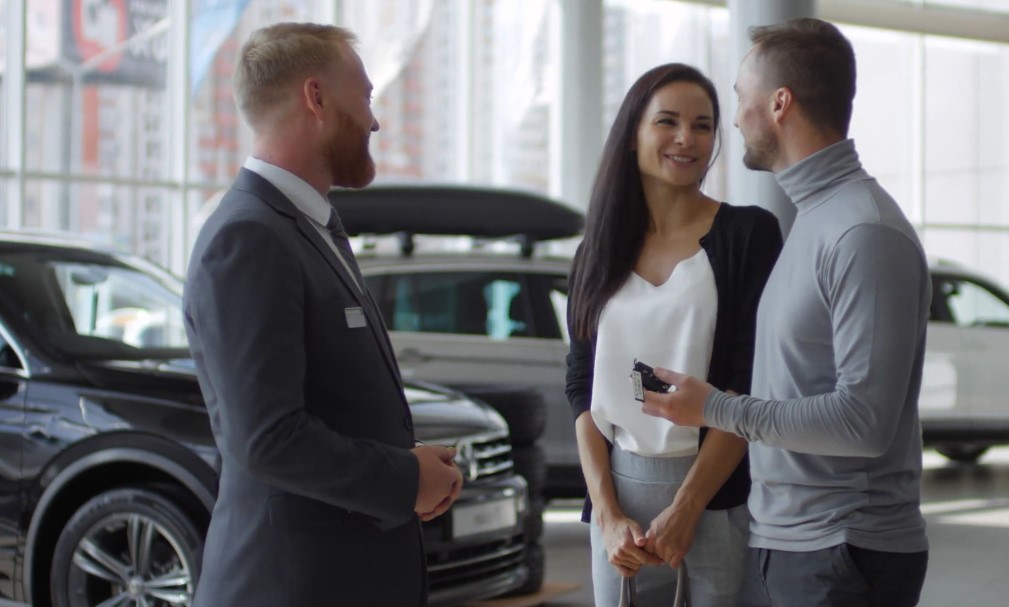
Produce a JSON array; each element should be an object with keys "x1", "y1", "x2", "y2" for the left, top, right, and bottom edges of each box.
[{"x1": 596, "y1": 503, "x2": 698, "y2": 577}]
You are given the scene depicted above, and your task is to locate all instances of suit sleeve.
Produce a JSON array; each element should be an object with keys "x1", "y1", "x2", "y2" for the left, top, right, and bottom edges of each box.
[
  {"x1": 184, "y1": 219, "x2": 418, "y2": 530},
  {"x1": 727, "y1": 210, "x2": 783, "y2": 394}
]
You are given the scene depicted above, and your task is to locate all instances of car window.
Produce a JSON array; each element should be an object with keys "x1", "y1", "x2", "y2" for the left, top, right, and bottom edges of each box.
[
  {"x1": 939, "y1": 277, "x2": 1009, "y2": 328},
  {"x1": 0, "y1": 254, "x2": 188, "y2": 358},
  {"x1": 54, "y1": 262, "x2": 189, "y2": 349},
  {"x1": 378, "y1": 272, "x2": 533, "y2": 340}
]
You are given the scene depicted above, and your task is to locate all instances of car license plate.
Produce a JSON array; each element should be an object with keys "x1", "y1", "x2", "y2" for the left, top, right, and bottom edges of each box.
[{"x1": 452, "y1": 498, "x2": 518, "y2": 539}]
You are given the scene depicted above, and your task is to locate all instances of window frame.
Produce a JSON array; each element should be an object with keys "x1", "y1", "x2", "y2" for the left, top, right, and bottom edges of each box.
[{"x1": 0, "y1": 315, "x2": 29, "y2": 376}]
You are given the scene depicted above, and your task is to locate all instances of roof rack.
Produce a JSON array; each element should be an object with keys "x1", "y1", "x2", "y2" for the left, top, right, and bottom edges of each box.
[{"x1": 327, "y1": 185, "x2": 584, "y2": 258}]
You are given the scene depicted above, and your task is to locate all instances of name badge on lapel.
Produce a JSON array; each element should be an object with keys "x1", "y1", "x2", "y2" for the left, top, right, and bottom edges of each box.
[{"x1": 344, "y1": 307, "x2": 367, "y2": 329}]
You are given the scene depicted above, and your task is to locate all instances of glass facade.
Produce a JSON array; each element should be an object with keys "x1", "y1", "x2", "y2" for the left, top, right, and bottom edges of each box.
[
  {"x1": 844, "y1": 25, "x2": 920, "y2": 223},
  {"x1": 0, "y1": 0, "x2": 1007, "y2": 287},
  {"x1": 338, "y1": 0, "x2": 559, "y2": 193},
  {"x1": 0, "y1": 0, "x2": 6, "y2": 172},
  {"x1": 602, "y1": 0, "x2": 731, "y2": 201},
  {"x1": 921, "y1": 34, "x2": 1009, "y2": 282}
]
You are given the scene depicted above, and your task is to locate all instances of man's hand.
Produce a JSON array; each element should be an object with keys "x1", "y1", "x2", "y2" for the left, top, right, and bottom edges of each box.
[
  {"x1": 640, "y1": 368, "x2": 713, "y2": 427},
  {"x1": 644, "y1": 500, "x2": 702, "y2": 569},
  {"x1": 596, "y1": 509, "x2": 664, "y2": 577},
  {"x1": 412, "y1": 445, "x2": 463, "y2": 521}
]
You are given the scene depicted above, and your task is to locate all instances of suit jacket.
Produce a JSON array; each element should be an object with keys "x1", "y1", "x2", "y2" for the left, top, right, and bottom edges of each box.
[{"x1": 183, "y1": 169, "x2": 425, "y2": 607}]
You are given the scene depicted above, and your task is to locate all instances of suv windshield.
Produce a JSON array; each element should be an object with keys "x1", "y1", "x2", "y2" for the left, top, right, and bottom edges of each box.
[{"x1": 0, "y1": 250, "x2": 188, "y2": 359}]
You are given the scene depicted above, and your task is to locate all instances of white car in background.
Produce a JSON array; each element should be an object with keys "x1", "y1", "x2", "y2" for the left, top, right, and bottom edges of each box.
[
  {"x1": 922, "y1": 258, "x2": 1009, "y2": 462},
  {"x1": 330, "y1": 185, "x2": 1009, "y2": 468}
]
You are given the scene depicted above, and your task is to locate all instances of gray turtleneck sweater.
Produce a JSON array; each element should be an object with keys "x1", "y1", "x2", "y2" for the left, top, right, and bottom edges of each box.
[{"x1": 705, "y1": 139, "x2": 930, "y2": 553}]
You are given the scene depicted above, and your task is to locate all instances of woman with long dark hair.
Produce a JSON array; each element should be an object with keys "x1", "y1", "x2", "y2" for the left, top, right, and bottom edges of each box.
[{"x1": 565, "y1": 63, "x2": 782, "y2": 606}]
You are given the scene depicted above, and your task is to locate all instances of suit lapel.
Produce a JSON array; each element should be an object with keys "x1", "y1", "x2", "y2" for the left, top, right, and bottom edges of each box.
[
  {"x1": 293, "y1": 214, "x2": 367, "y2": 306},
  {"x1": 365, "y1": 287, "x2": 404, "y2": 386},
  {"x1": 232, "y1": 169, "x2": 404, "y2": 388},
  {"x1": 293, "y1": 216, "x2": 402, "y2": 385}
]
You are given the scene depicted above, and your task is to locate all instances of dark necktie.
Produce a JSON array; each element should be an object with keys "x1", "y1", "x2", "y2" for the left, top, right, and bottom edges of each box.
[
  {"x1": 325, "y1": 208, "x2": 365, "y2": 289},
  {"x1": 326, "y1": 209, "x2": 402, "y2": 386},
  {"x1": 325, "y1": 208, "x2": 353, "y2": 250}
]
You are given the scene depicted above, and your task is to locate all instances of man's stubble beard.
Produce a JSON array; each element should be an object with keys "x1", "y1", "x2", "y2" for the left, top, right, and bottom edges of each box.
[
  {"x1": 328, "y1": 112, "x2": 375, "y2": 189},
  {"x1": 742, "y1": 130, "x2": 778, "y2": 173}
]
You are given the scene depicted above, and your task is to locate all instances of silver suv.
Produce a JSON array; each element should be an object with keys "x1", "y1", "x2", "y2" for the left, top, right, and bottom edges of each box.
[
  {"x1": 360, "y1": 253, "x2": 578, "y2": 490},
  {"x1": 332, "y1": 185, "x2": 585, "y2": 500},
  {"x1": 332, "y1": 185, "x2": 583, "y2": 600},
  {"x1": 336, "y1": 186, "x2": 1009, "y2": 500},
  {"x1": 923, "y1": 258, "x2": 1009, "y2": 463}
]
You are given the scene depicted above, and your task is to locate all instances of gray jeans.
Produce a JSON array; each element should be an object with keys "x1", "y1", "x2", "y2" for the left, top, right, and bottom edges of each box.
[
  {"x1": 590, "y1": 447, "x2": 750, "y2": 607},
  {"x1": 739, "y1": 544, "x2": 929, "y2": 607}
]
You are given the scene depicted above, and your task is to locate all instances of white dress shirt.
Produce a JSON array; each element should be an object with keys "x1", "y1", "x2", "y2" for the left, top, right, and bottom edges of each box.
[{"x1": 243, "y1": 157, "x2": 361, "y2": 292}]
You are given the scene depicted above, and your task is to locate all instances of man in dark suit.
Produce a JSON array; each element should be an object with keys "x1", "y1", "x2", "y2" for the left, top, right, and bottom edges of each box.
[{"x1": 183, "y1": 23, "x2": 463, "y2": 606}]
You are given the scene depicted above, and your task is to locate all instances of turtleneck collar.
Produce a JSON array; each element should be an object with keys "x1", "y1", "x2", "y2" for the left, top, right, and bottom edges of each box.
[{"x1": 774, "y1": 139, "x2": 866, "y2": 209}]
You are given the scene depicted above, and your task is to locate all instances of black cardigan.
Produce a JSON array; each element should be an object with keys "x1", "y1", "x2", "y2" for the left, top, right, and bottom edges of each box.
[{"x1": 565, "y1": 203, "x2": 783, "y2": 518}]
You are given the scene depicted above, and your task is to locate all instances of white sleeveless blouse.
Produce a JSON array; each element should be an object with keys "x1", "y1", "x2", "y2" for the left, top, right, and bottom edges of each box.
[{"x1": 590, "y1": 249, "x2": 718, "y2": 457}]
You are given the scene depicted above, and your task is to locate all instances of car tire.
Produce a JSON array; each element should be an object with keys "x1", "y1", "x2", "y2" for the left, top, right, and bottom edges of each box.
[
  {"x1": 507, "y1": 541, "x2": 545, "y2": 596},
  {"x1": 461, "y1": 386, "x2": 548, "y2": 446},
  {"x1": 525, "y1": 496, "x2": 545, "y2": 542},
  {"x1": 50, "y1": 486, "x2": 204, "y2": 607},
  {"x1": 512, "y1": 444, "x2": 547, "y2": 498},
  {"x1": 936, "y1": 444, "x2": 989, "y2": 464}
]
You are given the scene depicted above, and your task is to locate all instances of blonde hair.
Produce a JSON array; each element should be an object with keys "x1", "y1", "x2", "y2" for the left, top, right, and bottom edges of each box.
[{"x1": 234, "y1": 22, "x2": 357, "y2": 126}]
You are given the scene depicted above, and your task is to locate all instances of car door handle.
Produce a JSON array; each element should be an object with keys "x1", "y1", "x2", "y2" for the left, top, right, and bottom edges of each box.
[{"x1": 397, "y1": 348, "x2": 431, "y2": 363}]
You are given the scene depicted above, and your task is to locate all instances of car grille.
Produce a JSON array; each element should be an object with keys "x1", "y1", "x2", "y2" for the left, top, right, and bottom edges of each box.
[
  {"x1": 427, "y1": 537, "x2": 526, "y2": 592},
  {"x1": 455, "y1": 432, "x2": 513, "y2": 482}
]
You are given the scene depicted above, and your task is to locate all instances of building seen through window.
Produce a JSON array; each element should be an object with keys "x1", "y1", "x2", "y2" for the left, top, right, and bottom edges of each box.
[{"x1": 0, "y1": 0, "x2": 1005, "y2": 290}]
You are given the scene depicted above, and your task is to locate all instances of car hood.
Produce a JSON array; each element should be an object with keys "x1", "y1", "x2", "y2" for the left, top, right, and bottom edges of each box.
[
  {"x1": 77, "y1": 360, "x2": 508, "y2": 439},
  {"x1": 405, "y1": 382, "x2": 509, "y2": 442}
]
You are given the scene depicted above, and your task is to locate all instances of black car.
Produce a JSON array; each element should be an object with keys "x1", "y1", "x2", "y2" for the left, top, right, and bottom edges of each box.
[{"x1": 0, "y1": 233, "x2": 534, "y2": 607}]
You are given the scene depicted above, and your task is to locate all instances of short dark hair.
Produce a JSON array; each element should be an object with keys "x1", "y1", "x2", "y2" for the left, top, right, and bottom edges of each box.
[
  {"x1": 749, "y1": 17, "x2": 856, "y2": 136},
  {"x1": 569, "y1": 63, "x2": 720, "y2": 341}
]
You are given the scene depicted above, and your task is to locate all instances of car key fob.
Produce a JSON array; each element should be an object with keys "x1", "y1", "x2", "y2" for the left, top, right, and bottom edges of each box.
[{"x1": 630, "y1": 359, "x2": 672, "y2": 402}]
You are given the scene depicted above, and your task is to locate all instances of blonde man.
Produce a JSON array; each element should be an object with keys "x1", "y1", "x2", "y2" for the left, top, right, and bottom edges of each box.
[{"x1": 184, "y1": 23, "x2": 462, "y2": 607}]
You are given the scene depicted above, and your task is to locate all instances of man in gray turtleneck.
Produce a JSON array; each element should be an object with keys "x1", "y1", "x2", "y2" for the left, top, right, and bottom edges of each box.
[{"x1": 641, "y1": 18, "x2": 930, "y2": 607}]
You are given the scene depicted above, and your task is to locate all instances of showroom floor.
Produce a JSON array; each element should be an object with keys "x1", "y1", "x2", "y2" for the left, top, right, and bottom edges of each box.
[{"x1": 467, "y1": 446, "x2": 1009, "y2": 607}]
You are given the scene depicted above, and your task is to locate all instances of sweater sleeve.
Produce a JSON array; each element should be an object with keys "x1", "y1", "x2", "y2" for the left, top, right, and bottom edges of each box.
[
  {"x1": 727, "y1": 210, "x2": 783, "y2": 394},
  {"x1": 705, "y1": 223, "x2": 928, "y2": 457}
]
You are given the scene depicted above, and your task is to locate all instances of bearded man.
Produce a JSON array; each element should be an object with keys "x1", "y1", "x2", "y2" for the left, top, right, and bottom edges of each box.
[{"x1": 183, "y1": 23, "x2": 462, "y2": 607}]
